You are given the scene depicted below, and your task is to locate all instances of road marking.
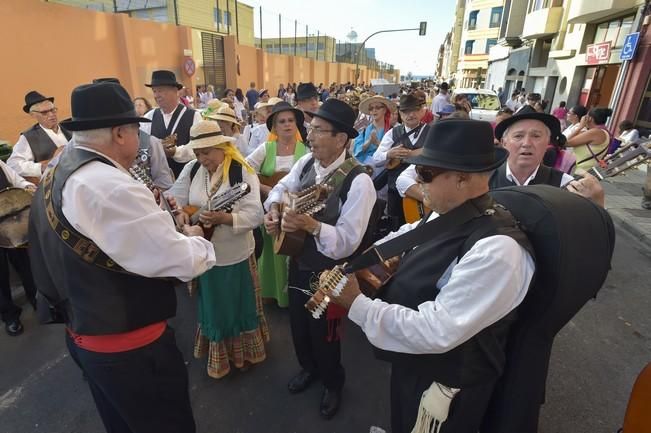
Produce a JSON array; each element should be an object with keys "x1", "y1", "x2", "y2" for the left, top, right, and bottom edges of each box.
[{"x1": 0, "y1": 352, "x2": 68, "y2": 413}]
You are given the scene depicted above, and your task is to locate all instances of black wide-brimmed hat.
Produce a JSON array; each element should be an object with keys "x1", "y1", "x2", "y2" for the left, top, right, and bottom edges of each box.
[
  {"x1": 60, "y1": 82, "x2": 151, "y2": 131},
  {"x1": 306, "y1": 99, "x2": 359, "y2": 138},
  {"x1": 145, "y1": 70, "x2": 183, "y2": 89},
  {"x1": 266, "y1": 102, "x2": 305, "y2": 131},
  {"x1": 495, "y1": 111, "x2": 564, "y2": 145},
  {"x1": 406, "y1": 119, "x2": 508, "y2": 172},
  {"x1": 398, "y1": 93, "x2": 424, "y2": 112},
  {"x1": 296, "y1": 82, "x2": 318, "y2": 101},
  {"x1": 93, "y1": 77, "x2": 121, "y2": 84},
  {"x1": 23, "y1": 91, "x2": 55, "y2": 113}
]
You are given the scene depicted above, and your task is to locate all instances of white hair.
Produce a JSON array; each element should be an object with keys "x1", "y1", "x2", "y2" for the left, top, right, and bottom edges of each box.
[{"x1": 72, "y1": 128, "x2": 113, "y2": 147}]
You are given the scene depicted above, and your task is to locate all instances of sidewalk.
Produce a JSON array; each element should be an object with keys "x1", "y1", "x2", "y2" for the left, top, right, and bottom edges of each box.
[{"x1": 602, "y1": 166, "x2": 651, "y2": 249}]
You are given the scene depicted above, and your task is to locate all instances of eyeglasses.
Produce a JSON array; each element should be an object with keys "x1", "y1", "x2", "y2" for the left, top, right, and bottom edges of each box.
[
  {"x1": 415, "y1": 165, "x2": 447, "y2": 183},
  {"x1": 308, "y1": 126, "x2": 336, "y2": 135},
  {"x1": 31, "y1": 107, "x2": 57, "y2": 115}
]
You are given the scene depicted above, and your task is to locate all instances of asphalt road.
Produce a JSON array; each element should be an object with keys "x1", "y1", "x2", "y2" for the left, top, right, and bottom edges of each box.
[{"x1": 1, "y1": 226, "x2": 649, "y2": 433}]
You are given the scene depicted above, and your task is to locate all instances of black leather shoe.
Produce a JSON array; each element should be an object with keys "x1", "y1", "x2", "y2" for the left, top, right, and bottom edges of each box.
[
  {"x1": 320, "y1": 388, "x2": 341, "y2": 419},
  {"x1": 5, "y1": 319, "x2": 24, "y2": 336},
  {"x1": 287, "y1": 370, "x2": 316, "y2": 394}
]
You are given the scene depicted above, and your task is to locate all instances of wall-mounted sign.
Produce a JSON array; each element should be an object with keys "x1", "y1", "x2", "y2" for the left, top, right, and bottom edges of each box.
[{"x1": 586, "y1": 42, "x2": 611, "y2": 65}]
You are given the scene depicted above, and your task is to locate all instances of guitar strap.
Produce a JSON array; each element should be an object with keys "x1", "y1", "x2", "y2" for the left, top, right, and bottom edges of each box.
[
  {"x1": 391, "y1": 124, "x2": 423, "y2": 149},
  {"x1": 344, "y1": 195, "x2": 494, "y2": 273},
  {"x1": 164, "y1": 105, "x2": 185, "y2": 138}
]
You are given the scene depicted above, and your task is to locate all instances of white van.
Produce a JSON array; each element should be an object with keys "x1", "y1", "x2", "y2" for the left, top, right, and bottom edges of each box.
[{"x1": 451, "y1": 88, "x2": 501, "y2": 122}]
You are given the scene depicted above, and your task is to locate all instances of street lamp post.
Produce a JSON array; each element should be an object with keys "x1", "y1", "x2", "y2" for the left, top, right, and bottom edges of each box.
[{"x1": 354, "y1": 22, "x2": 427, "y2": 84}]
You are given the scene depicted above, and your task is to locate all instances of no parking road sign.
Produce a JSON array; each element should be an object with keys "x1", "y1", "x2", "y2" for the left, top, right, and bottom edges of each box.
[{"x1": 620, "y1": 32, "x2": 640, "y2": 61}]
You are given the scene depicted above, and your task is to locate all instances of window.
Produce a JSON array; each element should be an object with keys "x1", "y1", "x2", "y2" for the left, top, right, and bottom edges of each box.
[
  {"x1": 490, "y1": 7, "x2": 503, "y2": 28},
  {"x1": 213, "y1": 8, "x2": 221, "y2": 25},
  {"x1": 592, "y1": 15, "x2": 635, "y2": 48},
  {"x1": 468, "y1": 11, "x2": 478, "y2": 30},
  {"x1": 223, "y1": 11, "x2": 231, "y2": 27},
  {"x1": 317, "y1": 42, "x2": 325, "y2": 50},
  {"x1": 486, "y1": 38, "x2": 498, "y2": 53},
  {"x1": 465, "y1": 40, "x2": 475, "y2": 55}
]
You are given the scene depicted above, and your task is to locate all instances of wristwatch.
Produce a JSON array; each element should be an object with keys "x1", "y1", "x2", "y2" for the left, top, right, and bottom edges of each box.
[{"x1": 311, "y1": 222, "x2": 322, "y2": 238}]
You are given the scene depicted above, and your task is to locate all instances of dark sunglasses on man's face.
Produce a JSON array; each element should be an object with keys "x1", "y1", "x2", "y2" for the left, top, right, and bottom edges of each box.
[{"x1": 415, "y1": 166, "x2": 447, "y2": 183}]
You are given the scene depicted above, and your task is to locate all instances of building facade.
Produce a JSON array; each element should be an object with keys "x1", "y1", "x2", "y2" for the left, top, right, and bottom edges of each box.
[
  {"x1": 258, "y1": 36, "x2": 336, "y2": 62},
  {"x1": 456, "y1": 0, "x2": 506, "y2": 88}
]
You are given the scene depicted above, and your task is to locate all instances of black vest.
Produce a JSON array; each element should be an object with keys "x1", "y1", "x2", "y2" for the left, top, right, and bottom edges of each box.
[
  {"x1": 490, "y1": 163, "x2": 564, "y2": 189},
  {"x1": 22, "y1": 124, "x2": 71, "y2": 162},
  {"x1": 150, "y1": 105, "x2": 196, "y2": 177},
  {"x1": 376, "y1": 196, "x2": 534, "y2": 388},
  {"x1": 0, "y1": 166, "x2": 11, "y2": 189},
  {"x1": 294, "y1": 157, "x2": 367, "y2": 272},
  {"x1": 387, "y1": 124, "x2": 430, "y2": 190},
  {"x1": 28, "y1": 147, "x2": 176, "y2": 335}
]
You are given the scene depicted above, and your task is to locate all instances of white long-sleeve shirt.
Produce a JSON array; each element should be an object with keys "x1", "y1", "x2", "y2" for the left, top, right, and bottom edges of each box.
[
  {"x1": 140, "y1": 106, "x2": 203, "y2": 163},
  {"x1": 0, "y1": 160, "x2": 34, "y2": 189},
  {"x1": 372, "y1": 123, "x2": 425, "y2": 164},
  {"x1": 264, "y1": 151, "x2": 376, "y2": 260},
  {"x1": 349, "y1": 211, "x2": 535, "y2": 354},
  {"x1": 7, "y1": 124, "x2": 68, "y2": 178},
  {"x1": 62, "y1": 145, "x2": 216, "y2": 282}
]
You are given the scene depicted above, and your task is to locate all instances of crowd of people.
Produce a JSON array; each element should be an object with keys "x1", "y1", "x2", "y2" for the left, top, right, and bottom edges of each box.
[{"x1": 0, "y1": 69, "x2": 641, "y2": 433}]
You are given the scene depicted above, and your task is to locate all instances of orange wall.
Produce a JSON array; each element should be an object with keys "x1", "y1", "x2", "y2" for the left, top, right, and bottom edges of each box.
[{"x1": 0, "y1": 0, "x2": 193, "y2": 142}]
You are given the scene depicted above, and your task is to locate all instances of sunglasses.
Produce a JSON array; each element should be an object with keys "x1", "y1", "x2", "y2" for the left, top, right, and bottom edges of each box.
[{"x1": 415, "y1": 166, "x2": 447, "y2": 183}]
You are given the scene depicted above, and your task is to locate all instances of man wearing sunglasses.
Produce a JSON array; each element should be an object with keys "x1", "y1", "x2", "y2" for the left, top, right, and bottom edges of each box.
[
  {"x1": 7, "y1": 91, "x2": 71, "y2": 183},
  {"x1": 332, "y1": 119, "x2": 535, "y2": 433}
]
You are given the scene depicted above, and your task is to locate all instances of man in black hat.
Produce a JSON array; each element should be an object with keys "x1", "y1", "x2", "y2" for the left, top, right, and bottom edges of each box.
[
  {"x1": 296, "y1": 82, "x2": 320, "y2": 130},
  {"x1": 397, "y1": 113, "x2": 604, "y2": 207},
  {"x1": 28, "y1": 81, "x2": 216, "y2": 433},
  {"x1": 332, "y1": 119, "x2": 536, "y2": 433},
  {"x1": 263, "y1": 99, "x2": 376, "y2": 419},
  {"x1": 431, "y1": 81, "x2": 450, "y2": 116},
  {"x1": 140, "y1": 70, "x2": 202, "y2": 177},
  {"x1": 7, "y1": 91, "x2": 71, "y2": 183},
  {"x1": 373, "y1": 93, "x2": 430, "y2": 229}
]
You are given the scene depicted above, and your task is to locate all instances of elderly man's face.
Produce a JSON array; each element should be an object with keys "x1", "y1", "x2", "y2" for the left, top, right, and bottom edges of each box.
[
  {"x1": 502, "y1": 119, "x2": 550, "y2": 173},
  {"x1": 307, "y1": 116, "x2": 346, "y2": 165},
  {"x1": 30, "y1": 100, "x2": 59, "y2": 130},
  {"x1": 152, "y1": 86, "x2": 179, "y2": 112}
]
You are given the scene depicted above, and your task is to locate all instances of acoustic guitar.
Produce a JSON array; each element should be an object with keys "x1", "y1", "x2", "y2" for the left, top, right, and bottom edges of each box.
[
  {"x1": 403, "y1": 196, "x2": 431, "y2": 224},
  {"x1": 258, "y1": 171, "x2": 287, "y2": 188},
  {"x1": 306, "y1": 138, "x2": 651, "y2": 319},
  {"x1": 183, "y1": 182, "x2": 251, "y2": 240},
  {"x1": 273, "y1": 184, "x2": 331, "y2": 256}
]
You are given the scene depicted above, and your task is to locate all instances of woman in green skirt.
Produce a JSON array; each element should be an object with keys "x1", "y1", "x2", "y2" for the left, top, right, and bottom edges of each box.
[
  {"x1": 169, "y1": 120, "x2": 268, "y2": 379},
  {"x1": 246, "y1": 102, "x2": 308, "y2": 307}
]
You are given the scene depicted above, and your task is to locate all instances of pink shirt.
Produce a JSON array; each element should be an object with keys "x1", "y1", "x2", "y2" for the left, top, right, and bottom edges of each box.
[{"x1": 552, "y1": 107, "x2": 567, "y2": 121}]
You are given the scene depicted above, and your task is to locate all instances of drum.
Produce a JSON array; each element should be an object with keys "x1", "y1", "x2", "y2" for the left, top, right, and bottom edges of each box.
[{"x1": 0, "y1": 187, "x2": 33, "y2": 248}]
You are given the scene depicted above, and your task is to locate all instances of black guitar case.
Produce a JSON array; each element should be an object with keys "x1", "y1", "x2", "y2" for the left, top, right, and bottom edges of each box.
[{"x1": 482, "y1": 185, "x2": 616, "y2": 433}]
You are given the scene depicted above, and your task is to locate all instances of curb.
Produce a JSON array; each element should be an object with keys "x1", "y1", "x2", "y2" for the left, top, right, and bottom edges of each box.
[{"x1": 607, "y1": 207, "x2": 651, "y2": 251}]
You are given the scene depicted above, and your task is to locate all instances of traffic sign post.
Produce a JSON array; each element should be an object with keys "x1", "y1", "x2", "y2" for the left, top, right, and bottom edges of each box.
[{"x1": 620, "y1": 32, "x2": 640, "y2": 61}]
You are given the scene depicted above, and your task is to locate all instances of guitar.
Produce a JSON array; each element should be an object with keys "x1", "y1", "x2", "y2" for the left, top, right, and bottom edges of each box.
[
  {"x1": 183, "y1": 182, "x2": 251, "y2": 240},
  {"x1": 306, "y1": 257, "x2": 400, "y2": 319},
  {"x1": 273, "y1": 184, "x2": 331, "y2": 256},
  {"x1": 258, "y1": 171, "x2": 288, "y2": 188},
  {"x1": 403, "y1": 196, "x2": 431, "y2": 224},
  {"x1": 306, "y1": 138, "x2": 651, "y2": 319},
  {"x1": 129, "y1": 165, "x2": 181, "y2": 231},
  {"x1": 161, "y1": 133, "x2": 177, "y2": 150}
]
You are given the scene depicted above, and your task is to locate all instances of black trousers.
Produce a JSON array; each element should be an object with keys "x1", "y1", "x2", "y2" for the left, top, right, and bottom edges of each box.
[
  {"x1": 386, "y1": 188, "x2": 406, "y2": 230},
  {"x1": 288, "y1": 262, "x2": 345, "y2": 391},
  {"x1": 0, "y1": 247, "x2": 37, "y2": 323},
  {"x1": 66, "y1": 327, "x2": 196, "y2": 433},
  {"x1": 390, "y1": 364, "x2": 497, "y2": 433}
]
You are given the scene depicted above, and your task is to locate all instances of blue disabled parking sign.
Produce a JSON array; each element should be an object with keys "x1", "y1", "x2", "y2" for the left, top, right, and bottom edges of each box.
[{"x1": 620, "y1": 32, "x2": 640, "y2": 61}]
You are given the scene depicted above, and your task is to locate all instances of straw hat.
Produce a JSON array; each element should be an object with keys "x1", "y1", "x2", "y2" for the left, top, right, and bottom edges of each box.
[
  {"x1": 255, "y1": 97, "x2": 284, "y2": 110},
  {"x1": 187, "y1": 120, "x2": 236, "y2": 150},
  {"x1": 358, "y1": 95, "x2": 396, "y2": 115},
  {"x1": 204, "y1": 105, "x2": 241, "y2": 125}
]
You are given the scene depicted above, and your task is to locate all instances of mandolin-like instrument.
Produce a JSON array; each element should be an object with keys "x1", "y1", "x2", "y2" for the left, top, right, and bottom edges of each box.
[
  {"x1": 183, "y1": 182, "x2": 251, "y2": 240},
  {"x1": 273, "y1": 184, "x2": 331, "y2": 256},
  {"x1": 129, "y1": 165, "x2": 181, "y2": 231}
]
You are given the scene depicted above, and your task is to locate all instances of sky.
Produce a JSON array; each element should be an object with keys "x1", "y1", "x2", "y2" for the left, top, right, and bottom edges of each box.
[{"x1": 243, "y1": 0, "x2": 458, "y2": 76}]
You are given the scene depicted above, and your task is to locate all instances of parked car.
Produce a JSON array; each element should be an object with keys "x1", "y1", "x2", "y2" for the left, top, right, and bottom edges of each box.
[{"x1": 451, "y1": 88, "x2": 501, "y2": 122}]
